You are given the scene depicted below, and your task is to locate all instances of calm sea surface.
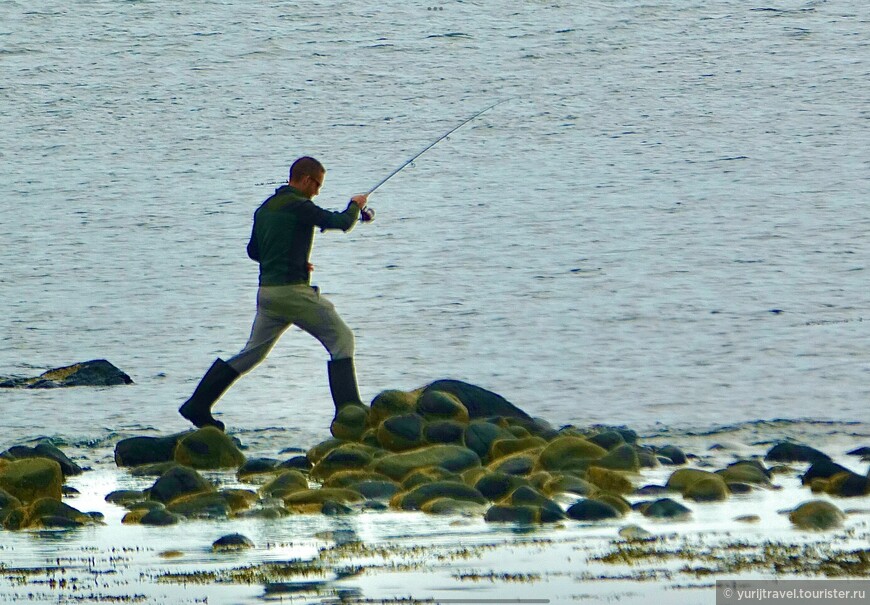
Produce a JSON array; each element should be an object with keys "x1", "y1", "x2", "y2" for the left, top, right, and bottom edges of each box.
[{"x1": 0, "y1": 1, "x2": 868, "y2": 602}]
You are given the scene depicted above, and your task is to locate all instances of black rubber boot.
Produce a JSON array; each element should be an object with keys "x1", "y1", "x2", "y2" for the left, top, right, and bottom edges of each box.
[
  {"x1": 327, "y1": 357, "x2": 362, "y2": 409},
  {"x1": 179, "y1": 358, "x2": 239, "y2": 431}
]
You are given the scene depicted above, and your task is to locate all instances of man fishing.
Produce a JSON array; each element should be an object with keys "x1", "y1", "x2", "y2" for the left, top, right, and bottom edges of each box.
[{"x1": 179, "y1": 156, "x2": 369, "y2": 431}]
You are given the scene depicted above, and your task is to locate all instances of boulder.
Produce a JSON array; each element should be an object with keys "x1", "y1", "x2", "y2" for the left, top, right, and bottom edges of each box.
[
  {"x1": 503, "y1": 486, "x2": 564, "y2": 520},
  {"x1": 639, "y1": 498, "x2": 692, "y2": 520},
  {"x1": 541, "y1": 474, "x2": 596, "y2": 498},
  {"x1": 393, "y1": 481, "x2": 488, "y2": 511},
  {"x1": 684, "y1": 476, "x2": 730, "y2": 502},
  {"x1": 716, "y1": 461, "x2": 771, "y2": 486},
  {"x1": 105, "y1": 490, "x2": 147, "y2": 505},
  {"x1": 115, "y1": 432, "x2": 191, "y2": 467},
  {"x1": 310, "y1": 444, "x2": 376, "y2": 480},
  {"x1": 586, "y1": 467, "x2": 634, "y2": 495},
  {"x1": 490, "y1": 436, "x2": 548, "y2": 461},
  {"x1": 166, "y1": 493, "x2": 232, "y2": 519},
  {"x1": 282, "y1": 488, "x2": 364, "y2": 511},
  {"x1": 420, "y1": 498, "x2": 487, "y2": 516},
  {"x1": 587, "y1": 431, "x2": 625, "y2": 451},
  {"x1": 566, "y1": 499, "x2": 622, "y2": 521},
  {"x1": 330, "y1": 403, "x2": 370, "y2": 441},
  {"x1": 213, "y1": 533, "x2": 255, "y2": 552},
  {"x1": 824, "y1": 472, "x2": 869, "y2": 497},
  {"x1": 376, "y1": 413, "x2": 426, "y2": 451},
  {"x1": 2, "y1": 442, "x2": 83, "y2": 476},
  {"x1": 259, "y1": 470, "x2": 309, "y2": 499},
  {"x1": 0, "y1": 458, "x2": 63, "y2": 503},
  {"x1": 656, "y1": 445, "x2": 687, "y2": 465},
  {"x1": 0, "y1": 359, "x2": 133, "y2": 388},
  {"x1": 148, "y1": 465, "x2": 215, "y2": 504},
  {"x1": 237, "y1": 458, "x2": 282, "y2": 480},
  {"x1": 373, "y1": 445, "x2": 481, "y2": 481},
  {"x1": 464, "y1": 421, "x2": 516, "y2": 460},
  {"x1": 369, "y1": 390, "x2": 418, "y2": 425},
  {"x1": 802, "y1": 460, "x2": 855, "y2": 485},
  {"x1": 347, "y1": 480, "x2": 401, "y2": 500},
  {"x1": 174, "y1": 427, "x2": 246, "y2": 470},
  {"x1": 488, "y1": 450, "x2": 541, "y2": 476},
  {"x1": 536, "y1": 436, "x2": 607, "y2": 472},
  {"x1": 765, "y1": 442, "x2": 831, "y2": 464},
  {"x1": 484, "y1": 503, "x2": 563, "y2": 524},
  {"x1": 424, "y1": 420, "x2": 466, "y2": 445},
  {"x1": 416, "y1": 390, "x2": 469, "y2": 422},
  {"x1": 401, "y1": 467, "x2": 459, "y2": 490},
  {"x1": 666, "y1": 469, "x2": 721, "y2": 493},
  {"x1": 23, "y1": 498, "x2": 97, "y2": 529},
  {"x1": 474, "y1": 471, "x2": 527, "y2": 501},
  {"x1": 422, "y1": 380, "x2": 532, "y2": 420},
  {"x1": 0, "y1": 488, "x2": 22, "y2": 510},
  {"x1": 591, "y1": 444, "x2": 640, "y2": 472},
  {"x1": 138, "y1": 508, "x2": 182, "y2": 526},
  {"x1": 789, "y1": 500, "x2": 845, "y2": 530}
]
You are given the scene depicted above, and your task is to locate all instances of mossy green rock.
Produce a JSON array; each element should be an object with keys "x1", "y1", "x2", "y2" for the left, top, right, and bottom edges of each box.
[
  {"x1": 174, "y1": 427, "x2": 245, "y2": 470},
  {"x1": 656, "y1": 445, "x2": 687, "y2": 465},
  {"x1": 684, "y1": 475, "x2": 730, "y2": 502},
  {"x1": 586, "y1": 467, "x2": 634, "y2": 494},
  {"x1": 369, "y1": 389, "x2": 419, "y2": 425},
  {"x1": 348, "y1": 480, "x2": 401, "y2": 500},
  {"x1": 421, "y1": 497, "x2": 488, "y2": 516},
  {"x1": 536, "y1": 436, "x2": 607, "y2": 472},
  {"x1": 0, "y1": 487, "x2": 22, "y2": 509},
  {"x1": 504, "y1": 486, "x2": 564, "y2": 520},
  {"x1": 148, "y1": 465, "x2": 215, "y2": 504},
  {"x1": 824, "y1": 471, "x2": 870, "y2": 497},
  {"x1": 464, "y1": 421, "x2": 516, "y2": 460},
  {"x1": 330, "y1": 403, "x2": 370, "y2": 441},
  {"x1": 490, "y1": 436, "x2": 548, "y2": 461},
  {"x1": 373, "y1": 445, "x2": 481, "y2": 481},
  {"x1": 139, "y1": 508, "x2": 182, "y2": 526},
  {"x1": 474, "y1": 471, "x2": 527, "y2": 501},
  {"x1": 591, "y1": 444, "x2": 640, "y2": 472},
  {"x1": 306, "y1": 438, "x2": 346, "y2": 465},
  {"x1": 587, "y1": 431, "x2": 625, "y2": 451},
  {"x1": 488, "y1": 449, "x2": 540, "y2": 476},
  {"x1": 167, "y1": 492, "x2": 232, "y2": 519},
  {"x1": 542, "y1": 474, "x2": 596, "y2": 497},
  {"x1": 0, "y1": 458, "x2": 63, "y2": 503},
  {"x1": 237, "y1": 458, "x2": 281, "y2": 480},
  {"x1": 424, "y1": 420, "x2": 466, "y2": 445},
  {"x1": 24, "y1": 498, "x2": 96, "y2": 529},
  {"x1": 394, "y1": 480, "x2": 488, "y2": 511},
  {"x1": 310, "y1": 443, "x2": 376, "y2": 480},
  {"x1": 105, "y1": 490, "x2": 147, "y2": 505},
  {"x1": 566, "y1": 499, "x2": 621, "y2": 521},
  {"x1": 401, "y1": 467, "x2": 459, "y2": 490},
  {"x1": 3, "y1": 442, "x2": 83, "y2": 477},
  {"x1": 716, "y1": 461, "x2": 771, "y2": 486},
  {"x1": 259, "y1": 470, "x2": 309, "y2": 498},
  {"x1": 115, "y1": 432, "x2": 191, "y2": 467},
  {"x1": 789, "y1": 500, "x2": 845, "y2": 530},
  {"x1": 666, "y1": 468, "x2": 721, "y2": 493},
  {"x1": 283, "y1": 488, "x2": 364, "y2": 507},
  {"x1": 484, "y1": 503, "x2": 563, "y2": 524},
  {"x1": 640, "y1": 498, "x2": 692, "y2": 520},
  {"x1": 377, "y1": 413, "x2": 426, "y2": 451},
  {"x1": 416, "y1": 390, "x2": 469, "y2": 422}
]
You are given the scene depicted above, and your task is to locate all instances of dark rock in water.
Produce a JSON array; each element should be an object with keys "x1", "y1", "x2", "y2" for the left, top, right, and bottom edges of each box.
[
  {"x1": 765, "y1": 442, "x2": 831, "y2": 464},
  {"x1": 174, "y1": 427, "x2": 246, "y2": 470},
  {"x1": 213, "y1": 533, "x2": 254, "y2": 551},
  {"x1": 237, "y1": 457, "x2": 281, "y2": 479},
  {"x1": 846, "y1": 446, "x2": 870, "y2": 457},
  {"x1": 422, "y1": 380, "x2": 532, "y2": 420},
  {"x1": 824, "y1": 471, "x2": 869, "y2": 497},
  {"x1": 656, "y1": 445, "x2": 688, "y2": 465},
  {"x1": 474, "y1": 471, "x2": 525, "y2": 501},
  {"x1": 506, "y1": 486, "x2": 565, "y2": 520},
  {"x1": 801, "y1": 460, "x2": 854, "y2": 485},
  {"x1": 587, "y1": 431, "x2": 625, "y2": 451},
  {"x1": 640, "y1": 498, "x2": 692, "y2": 520},
  {"x1": 0, "y1": 359, "x2": 133, "y2": 388},
  {"x1": 789, "y1": 500, "x2": 845, "y2": 531},
  {"x1": 139, "y1": 508, "x2": 182, "y2": 526},
  {"x1": 148, "y1": 465, "x2": 215, "y2": 504},
  {"x1": 484, "y1": 503, "x2": 562, "y2": 524},
  {"x1": 115, "y1": 432, "x2": 191, "y2": 467},
  {"x1": 279, "y1": 456, "x2": 313, "y2": 472},
  {"x1": 2, "y1": 442, "x2": 84, "y2": 476},
  {"x1": 417, "y1": 389, "x2": 470, "y2": 422},
  {"x1": 567, "y1": 499, "x2": 621, "y2": 521},
  {"x1": 395, "y1": 481, "x2": 487, "y2": 511},
  {"x1": 0, "y1": 458, "x2": 63, "y2": 503}
]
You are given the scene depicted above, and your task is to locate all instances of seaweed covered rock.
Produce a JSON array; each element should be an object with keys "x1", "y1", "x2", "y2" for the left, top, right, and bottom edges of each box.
[
  {"x1": 373, "y1": 445, "x2": 481, "y2": 481},
  {"x1": 148, "y1": 465, "x2": 215, "y2": 504},
  {"x1": 0, "y1": 359, "x2": 133, "y2": 389},
  {"x1": 0, "y1": 458, "x2": 63, "y2": 503},
  {"x1": 788, "y1": 500, "x2": 845, "y2": 530},
  {"x1": 566, "y1": 498, "x2": 622, "y2": 521},
  {"x1": 765, "y1": 442, "x2": 831, "y2": 464},
  {"x1": 330, "y1": 403, "x2": 371, "y2": 441},
  {"x1": 639, "y1": 498, "x2": 692, "y2": 520},
  {"x1": 393, "y1": 481, "x2": 487, "y2": 511},
  {"x1": 421, "y1": 380, "x2": 531, "y2": 420},
  {"x1": 416, "y1": 390, "x2": 469, "y2": 423},
  {"x1": 115, "y1": 432, "x2": 191, "y2": 467},
  {"x1": 174, "y1": 427, "x2": 246, "y2": 470},
  {"x1": 369, "y1": 390, "x2": 418, "y2": 425},
  {"x1": 536, "y1": 436, "x2": 607, "y2": 472},
  {"x1": 2, "y1": 442, "x2": 83, "y2": 476},
  {"x1": 377, "y1": 413, "x2": 426, "y2": 451},
  {"x1": 21, "y1": 498, "x2": 99, "y2": 529}
]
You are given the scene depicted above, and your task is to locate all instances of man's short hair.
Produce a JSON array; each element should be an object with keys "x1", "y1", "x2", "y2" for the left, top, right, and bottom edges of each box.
[{"x1": 289, "y1": 156, "x2": 325, "y2": 182}]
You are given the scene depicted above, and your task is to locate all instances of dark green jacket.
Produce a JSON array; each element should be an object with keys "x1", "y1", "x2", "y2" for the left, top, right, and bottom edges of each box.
[{"x1": 246, "y1": 185, "x2": 360, "y2": 286}]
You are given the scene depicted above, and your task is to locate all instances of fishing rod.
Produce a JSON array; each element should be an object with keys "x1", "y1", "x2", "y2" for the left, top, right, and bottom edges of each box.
[{"x1": 358, "y1": 99, "x2": 506, "y2": 223}]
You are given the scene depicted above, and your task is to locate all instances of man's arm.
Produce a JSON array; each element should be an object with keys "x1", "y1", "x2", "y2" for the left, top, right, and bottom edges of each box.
[
  {"x1": 246, "y1": 223, "x2": 260, "y2": 261},
  {"x1": 302, "y1": 194, "x2": 368, "y2": 232}
]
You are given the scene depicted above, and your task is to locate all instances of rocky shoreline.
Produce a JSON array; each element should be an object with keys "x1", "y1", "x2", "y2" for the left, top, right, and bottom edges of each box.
[{"x1": 1, "y1": 379, "x2": 867, "y2": 538}]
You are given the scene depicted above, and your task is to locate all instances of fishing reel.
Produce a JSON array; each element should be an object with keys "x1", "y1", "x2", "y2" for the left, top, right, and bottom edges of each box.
[{"x1": 360, "y1": 206, "x2": 376, "y2": 223}]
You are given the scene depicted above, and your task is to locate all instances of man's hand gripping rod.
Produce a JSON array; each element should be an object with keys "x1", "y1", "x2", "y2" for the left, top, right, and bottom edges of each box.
[{"x1": 357, "y1": 99, "x2": 506, "y2": 223}]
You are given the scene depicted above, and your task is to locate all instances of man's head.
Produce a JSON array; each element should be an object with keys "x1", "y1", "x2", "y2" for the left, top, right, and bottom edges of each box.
[{"x1": 288, "y1": 156, "x2": 326, "y2": 198}]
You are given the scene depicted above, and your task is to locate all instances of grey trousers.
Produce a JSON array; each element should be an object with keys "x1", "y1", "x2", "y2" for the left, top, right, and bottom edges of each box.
[{"x1": 227, "y1": 284, "x2": 355, "y2": 375}]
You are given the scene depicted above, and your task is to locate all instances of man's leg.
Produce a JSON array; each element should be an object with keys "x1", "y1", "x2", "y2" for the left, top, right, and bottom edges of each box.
[
  {"x1": 180, "y1": 305, "x2": 290, "y2": 431},
  {"x1": 277, "y1": 286, "x2": 361, "y2": 408}
]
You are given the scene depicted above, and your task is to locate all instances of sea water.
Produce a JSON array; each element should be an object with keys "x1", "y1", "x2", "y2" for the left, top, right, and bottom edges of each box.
[{"x1": 0, "y1": 1, "x2": 867, "y2": 603}]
